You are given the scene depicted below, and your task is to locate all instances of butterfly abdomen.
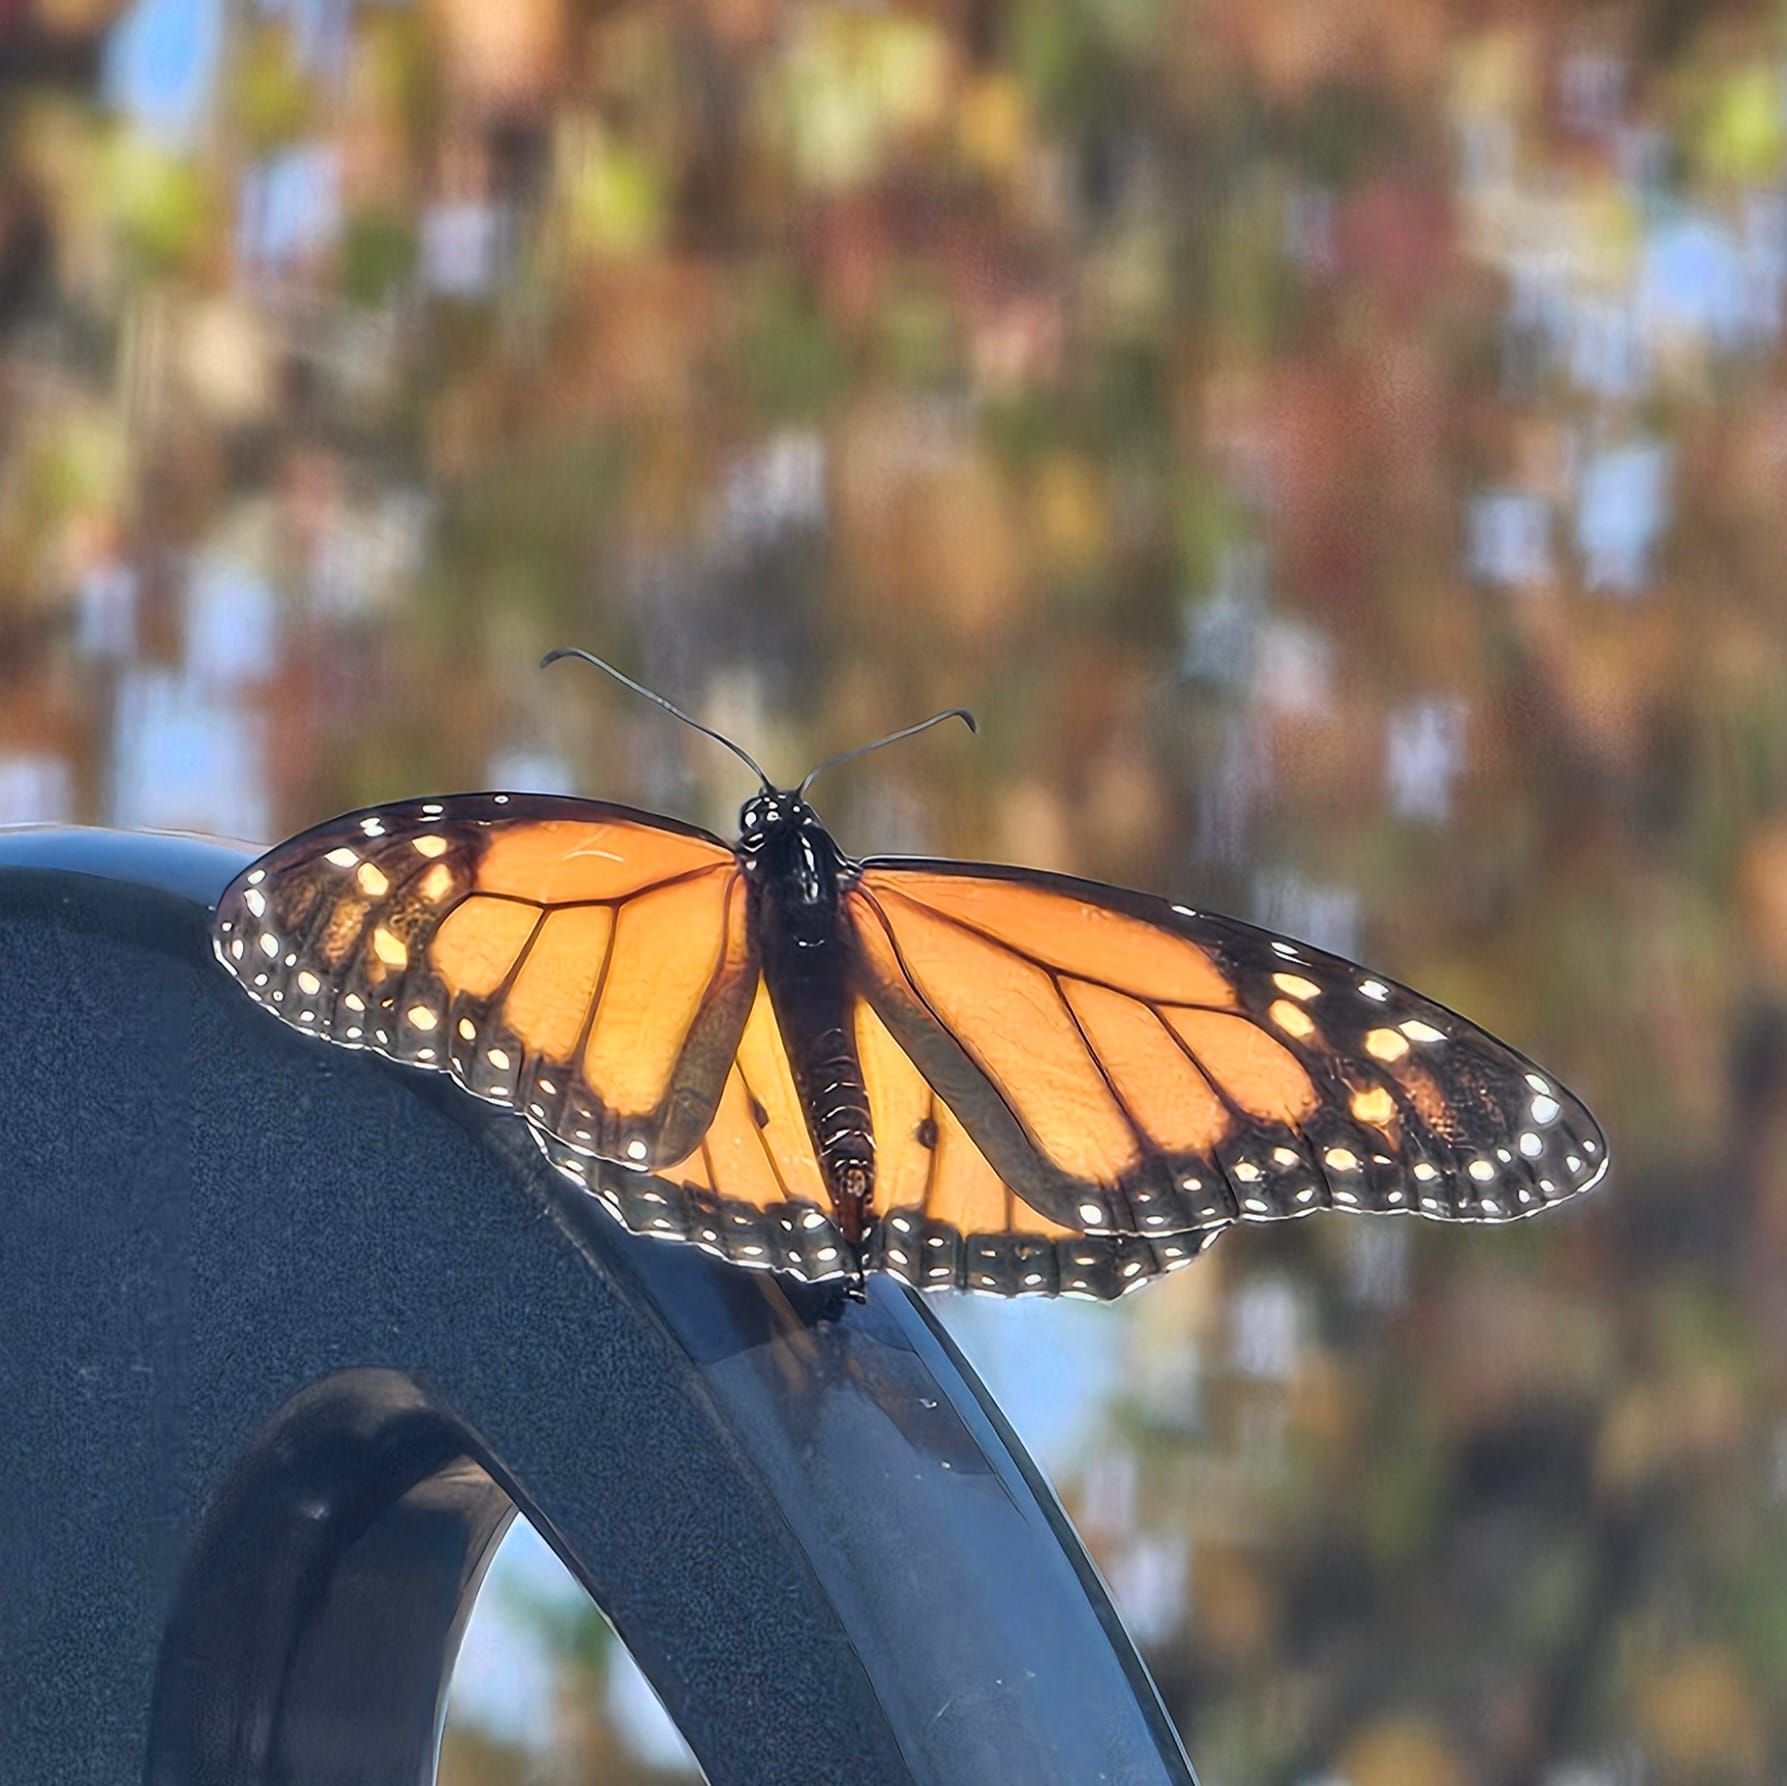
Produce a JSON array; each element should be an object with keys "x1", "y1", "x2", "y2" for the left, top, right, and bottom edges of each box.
[
  {"x1": 761, "y1": 930, "x2": 877, "y2": 1243},
  {"x1": 806, "y1": 1021, "x2": 875, "y2": 1180}
]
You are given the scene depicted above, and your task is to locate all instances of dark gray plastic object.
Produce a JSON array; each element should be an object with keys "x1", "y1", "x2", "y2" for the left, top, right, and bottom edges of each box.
[{"x1": 0, "y1": 828, "x2": 1198, "y2": 1786}]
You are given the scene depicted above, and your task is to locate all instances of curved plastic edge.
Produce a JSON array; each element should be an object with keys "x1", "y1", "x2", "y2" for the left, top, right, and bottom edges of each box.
[{"x1": 0, "y1": 827, "x2": 1196, "y2": 1786}]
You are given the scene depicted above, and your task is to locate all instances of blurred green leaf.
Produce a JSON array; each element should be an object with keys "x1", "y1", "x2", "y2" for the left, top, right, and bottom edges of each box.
[
  {"x1": 103, "y1": 130, "x2": 214, "y2": 276},
  {"x1": 231, "y1": 22, "x2": 315, "y2": 154},
  {"x1": 341, "y1": 207, "x2": 417, "y2": 307}
]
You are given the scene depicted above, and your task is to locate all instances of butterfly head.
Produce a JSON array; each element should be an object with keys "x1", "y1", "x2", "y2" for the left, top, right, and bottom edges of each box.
[
  {"x1": 736, "y1": 789, "x2": 851, "y2": 916},
  {"x1": 737, "y1": 789, "x2": 819, "y2": 851}
]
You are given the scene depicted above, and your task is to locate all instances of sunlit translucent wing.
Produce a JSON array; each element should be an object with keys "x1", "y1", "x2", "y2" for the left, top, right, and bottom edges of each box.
[
  {"x1": 534, "y1": 975, "x2": 852, "y2": 1277},
  {"x1": 846, "y1": 862, "x2": 1608, "y2": 1238},
  {"x1": 536, "y1": 979, "x2": 1222, "y2": 1298},
  {"x1": 213, "y1": 794, "x2": 755, "y2": 1170}
]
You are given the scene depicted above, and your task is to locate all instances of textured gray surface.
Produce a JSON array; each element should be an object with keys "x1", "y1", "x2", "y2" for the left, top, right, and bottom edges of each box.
[{"x1": 0, "y1": 829, "x2": 1196, "y2": 1786}]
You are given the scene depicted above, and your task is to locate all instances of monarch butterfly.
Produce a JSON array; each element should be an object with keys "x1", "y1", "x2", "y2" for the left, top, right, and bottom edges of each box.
[{"x1": 213, "y1": 651, "x2": 1608, "y2": 1300}]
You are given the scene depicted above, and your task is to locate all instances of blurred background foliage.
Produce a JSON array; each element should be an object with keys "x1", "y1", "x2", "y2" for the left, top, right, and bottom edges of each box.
[{"x1": 3, "y1": 0, "x2": 1786, "y2": 1780}]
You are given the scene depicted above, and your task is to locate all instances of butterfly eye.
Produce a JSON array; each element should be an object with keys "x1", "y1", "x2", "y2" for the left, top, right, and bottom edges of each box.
[{"x1": 740, "y1": 794, "x2": 793, "y2": 838}]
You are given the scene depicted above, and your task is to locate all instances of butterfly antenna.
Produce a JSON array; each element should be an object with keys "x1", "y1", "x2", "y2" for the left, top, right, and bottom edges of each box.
[
  {"x1": 541, "y1": 648, "x2": 773, "y2": 788},
  {"x1": 798, "y1": 708, "x2": 977, "y2": 797}
]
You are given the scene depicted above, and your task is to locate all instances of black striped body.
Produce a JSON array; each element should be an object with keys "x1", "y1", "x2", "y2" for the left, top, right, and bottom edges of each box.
[{"x1": 738, "y1": 796, "x2": 875, "y2": 1247}]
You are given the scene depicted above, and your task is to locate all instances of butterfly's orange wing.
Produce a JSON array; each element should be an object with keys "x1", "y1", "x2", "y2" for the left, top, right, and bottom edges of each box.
[
  {"x1": 845, "y1": 861, "x2": 1608, "y2": 1239},
  {"x1": 539, "y1": 975, "x2": 1220, "y2": 1298},
  {"x1": 214, "y1": 794, "x2": 755, "y2": 1170},
  {"x1": 534, "y1": 973, "x2": 851, "y2": 1276}
]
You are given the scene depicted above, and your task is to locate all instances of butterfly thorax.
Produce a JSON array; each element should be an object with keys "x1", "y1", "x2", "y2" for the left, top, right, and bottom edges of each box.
[{"x1": 737, "y1": 793, "x2": 876, "y2": 1249}]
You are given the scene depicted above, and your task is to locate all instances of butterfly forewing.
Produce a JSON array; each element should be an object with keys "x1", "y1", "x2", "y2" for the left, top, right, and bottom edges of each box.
[
  {"x1": 846, "y1": 861, "x2": 1607, "y2": 1238},
  {"x1": 213, "y1": 794, "x2": 756, "y2": 1171}
]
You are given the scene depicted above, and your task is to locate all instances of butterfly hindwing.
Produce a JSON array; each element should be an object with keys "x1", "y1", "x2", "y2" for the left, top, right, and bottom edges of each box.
[
  {"x1": 534, "y1": 975, "x2": 856, "y2": 1280},
  {"x1": 213, "y1": 794, "x2": 756, "y2": 1171},
  {"x1": 852, "y1": 996, "x2": 1222, "y2": 1297},
  {"x1": 846, "y1": 860, "x2": 1607, "y2": 1238}
]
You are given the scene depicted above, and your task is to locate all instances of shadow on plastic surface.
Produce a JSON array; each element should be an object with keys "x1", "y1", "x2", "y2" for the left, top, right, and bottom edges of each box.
[{"x1": 0, "y1": 827, "x2": 1196, "y2": 1786}]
